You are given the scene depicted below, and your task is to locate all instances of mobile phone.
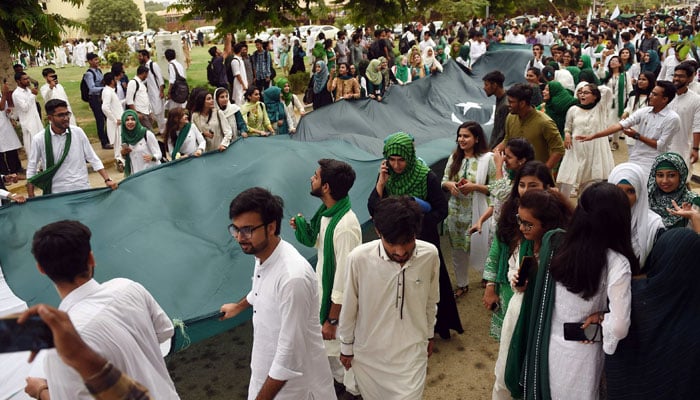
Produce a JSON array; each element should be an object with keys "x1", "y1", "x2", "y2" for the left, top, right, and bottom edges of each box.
[
  {"x1": 563, "y1": 322, "x2": 602, "y2": 342},
  {"x1": 0, "y1": 315, "x2": 54, "y2": 353},
  {"x1": 490, "y1": 301, "x2": 501, "y2": 312},
  {"x1": 516, "y1": 256, "x2": 537, "y2": 287}
]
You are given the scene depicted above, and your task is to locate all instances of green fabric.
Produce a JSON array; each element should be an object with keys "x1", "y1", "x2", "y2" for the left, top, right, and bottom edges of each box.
[
  {"x1": 604, "y1": 71, "x2": 627, "y2": 118},
  {"x1": 293, "y1": 195, "x2": 352, "y2": 324},
  {"x1": 383, "y1": 132, "x2": 430, "y2": 199},
  {"x1": 641, "y1": 50, "x2": 660, "y2": 74},
  {"x1": 483, "y1": 238, "x2": 516, "y2": 340},
  {"x1": 171, "y1": 122, "x2": 192, "y2": 160},
  {"x1": 275, "y1": 77, "x2": 293, "y2": 105},
  {"x1": 565, "y1": 66, "x2": 581, "y2": 85},
  {"x1": 458, "y1": 45, "x2": 471, "y2": 62},
  {"x1": 366, "y1": 59, "x2": 382, "y2": 85},
  {"x1": 579, "y1": 55, "x2": 600, "y2": 85},
  {"x1": 28, "y1": 125, "x2": 72, "y2": 195},
  {"x1": 121, "y1": 110, "x2": 147, "y2": 177},
  {"x1": 450, "y1": 41, "x2": 462, "y2": 58},
  {"x1": 545, "y1": 81, "x2": 577, "y2": 138},
  {"x1": 394, "y1": 56, "x2": 410, "y2": 83},
  {"x1": 648, "y1": 152, "x2": 699, "y2": 228}
]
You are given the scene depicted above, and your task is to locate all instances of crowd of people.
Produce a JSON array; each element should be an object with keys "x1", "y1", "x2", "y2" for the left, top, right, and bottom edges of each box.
[{"x1": 2, "y1": 5, "x2": 700, "y2": 400}]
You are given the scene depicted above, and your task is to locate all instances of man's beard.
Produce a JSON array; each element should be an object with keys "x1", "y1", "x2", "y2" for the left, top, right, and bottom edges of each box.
[{"x1": 310, "y1": 185, "x2": 323, "y2": 198}]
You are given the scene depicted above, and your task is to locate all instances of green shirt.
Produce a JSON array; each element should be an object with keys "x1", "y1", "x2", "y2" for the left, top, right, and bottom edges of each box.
[{"x1": 503, "y1": 109, "x2": 565, "y2": 164}]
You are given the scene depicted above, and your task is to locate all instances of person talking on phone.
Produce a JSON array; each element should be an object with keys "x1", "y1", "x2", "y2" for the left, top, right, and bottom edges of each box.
[
  {"x1": 39, "y1": 68, "x2": 76, "y2": 126},
  {"x1": 11, "y1": 71, "x2": 43, "y2": 157},
  {"x1": 511, "y1": 182, "x2": 636, "y2": 399}
]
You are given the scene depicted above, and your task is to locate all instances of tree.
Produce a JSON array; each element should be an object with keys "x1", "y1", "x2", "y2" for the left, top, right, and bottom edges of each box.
[
  {"x1": 146, "y1": 12, "x2": 166, "y2": 31},
  {"x1": 144, "y1": 1, "x2": 165, "y2": 12},
  {"x1": 87, "y1": 0, "x2": 143, "y2": 35},
  {"x1": 0, "y1": 0, "x2": 83, "y2": 89}
]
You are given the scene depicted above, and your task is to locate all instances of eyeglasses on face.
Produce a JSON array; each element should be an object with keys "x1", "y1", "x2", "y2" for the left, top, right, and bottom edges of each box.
[
  {"x1": 228, "y1": 223, "x2": 266, "y2": 238},
  {"x1": 516, "y1": 214, "x2": 534, "y2": 232},
  {"x1": 52, "y1": 111, "x2": 72, "y2": 119}
]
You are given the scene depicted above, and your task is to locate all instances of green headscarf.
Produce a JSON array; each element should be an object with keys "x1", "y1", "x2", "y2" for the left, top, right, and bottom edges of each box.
[
  {"x1": 366, "y1": 59, "x2": 383, "y2": 85},
  {"x1": 121, "y1": 110, "x2": 147, "y2": 177},
  {"x1": 545, "y1": 81, "x2": 577, "y2": 138},
  {"x1": 578, "y1": 55, "x2": 600, "y2": 85},
  {"x1": 648, "y1": 152, "x2": 700, "y2": 229},
  {"x1": 294, "y1": 195, "x2": 352, "y2": 324},
  {"x1": 382, "y1": 132, "x2": 430, "y2": 199},
  {"x1": 641, "y1": 50, "x2": 660, "y2": 74},
  {"x1": 458, "y1": 44, "x2": 471, "y2": 62},
  {"x1": 275, "y1": 77, "x2": 293, "y2": 105},
  {"x1": 450, "y1": 41, "x2": 462, "y2": 58},
  {"x1": 394, "y1": 55, "x2": 410, "y2": 83},
  {"x1": 565, "y1": 66, "x2": 581, "y2": 85}
]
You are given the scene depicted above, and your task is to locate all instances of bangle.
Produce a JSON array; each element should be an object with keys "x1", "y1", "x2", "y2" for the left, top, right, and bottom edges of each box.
[
  {"x1": 35, "y1": 385, "x2": 48, "y2": 399},
  {"x1": 486, "y1": 282, "x2": 496, "y2": 287}
]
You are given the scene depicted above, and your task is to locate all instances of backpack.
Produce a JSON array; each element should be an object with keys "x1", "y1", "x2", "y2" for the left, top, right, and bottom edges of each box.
[
  {"x1": 169, "y1": 62, "x2": 189, "y2": 104},
  {"x1": 224, "y1": 54, "x2": 235, "y2": 88},
  {"x1": 80, "y1": 69, "x2": 97, "y2": 102},
  {"x1": 206, "y1": 59, "x2": 218, "y2": 87},
  {"x1": 399, "y1": 34, "x2": 411, "y2": 55}
]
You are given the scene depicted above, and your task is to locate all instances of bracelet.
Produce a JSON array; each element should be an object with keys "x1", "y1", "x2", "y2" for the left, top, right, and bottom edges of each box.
[
  {"x1": 35, "y1": 385, "x2": 48, "y2": 399},
  {"x1": 486, "y1": 282, "x2": 496, "y2": 287}
]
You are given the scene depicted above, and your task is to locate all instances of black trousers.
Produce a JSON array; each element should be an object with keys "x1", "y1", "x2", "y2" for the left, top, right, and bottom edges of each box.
[
  {"x1": 0, "y1": 149, "x2": 22, "y2": 175},
  {"x1": 88, "y1": 95, "x2": 108, "y2": 146}
]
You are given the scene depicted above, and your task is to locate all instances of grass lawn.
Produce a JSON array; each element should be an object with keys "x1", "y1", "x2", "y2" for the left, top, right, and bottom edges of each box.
[{"x1": 22, "y1": 46, "x2": 225, "y2": 141}]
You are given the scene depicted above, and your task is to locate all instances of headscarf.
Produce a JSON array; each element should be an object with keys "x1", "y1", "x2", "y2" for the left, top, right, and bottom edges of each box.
[
  {"x1": 609, "y1": 163, "x2": 665, "y2": 269},
  {"x1": 394, "y1": 55, "x2": 410, "y2": 83},
  {"x1": 450, "y1": 41, "x2": 462, "y2": 58},
  {"x1": 120, "y1": 109, "x2": 148, "y2": 177},
  {"x1": 641, "y1": 50, "x2": 661, "y2": 74},
  {"x1": 422, "y1": 46, "x2": 437, "y2": 68},
  {"x1": 435, "y1": 43, "x2": 447, "y2": 63},
  {"x1": 263, "y1": 85, "x2": 287, "y2": 134},
  {"x1": 214, "y1": 87, "x2": 241, "y2": 138},
  {"x1": 458, "y1": 44, "x2": 471, "y2": 63},
  {"x1": 275, "y1": 77, "x2": 293, "y2": 105},
  {"x1": 565, "y1": 66, "x2": 581, "y2": 85},
  {"x1": 648, "y1": 152, "x2": 699, "y2": 228},
  {"x1": 382, "y1": 132, "x2": 430, "y2": 199},
  {"x1": 578, "y1": 55, "x2": 600, "y2": 85},
  {"x1": 365, "y1": 59, "x2": 383, "y2": 85},
  {"x1": 545, "y1": 81, "x2": 577, "y2": 137},
  {"x1": 312, "y1": 61, "x2": 329, "y2": 94}
]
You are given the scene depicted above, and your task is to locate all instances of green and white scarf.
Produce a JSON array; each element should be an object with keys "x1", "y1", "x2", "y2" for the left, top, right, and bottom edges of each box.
[{"x1": 28, "y1": 125, "x2": 72, "y2": 194}]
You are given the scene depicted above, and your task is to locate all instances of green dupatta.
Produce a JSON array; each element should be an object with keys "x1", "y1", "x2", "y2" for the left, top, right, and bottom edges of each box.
[
  {"x1": 294, "y1": 195, "x2": 352, "y2": 324},
  {"x1": 28, "y1": 125, "x2": 72, "y2": 194},
  {"x1": 121, "y1": 109, "x2": 147, "y2": 177},
  {"x1": 171, "y1": 122, "x2": 192, "y2": 160},
  {"x1": 505, "y1": 229, "x2": 565, "y2": 399}
]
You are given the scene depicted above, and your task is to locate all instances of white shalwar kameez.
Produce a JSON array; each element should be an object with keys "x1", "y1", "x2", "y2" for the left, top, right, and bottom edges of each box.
[
  {"x1": 339, "y1": 240, "x2": 439, "y2": 400},
  {"x1": 11, "y1": 87, "x2": 43, "y2": 156},
  {"x1": 0, "y1": 92, "x2": 21, "y2": 155},
  {"x1": 246, "y1": 240, "x2": 336, "y2": 400},
  {"x1": 40, "y1": 83, "x2": 77, "y2": 126},
  {"x1": 101, "y1": 86, "x2": 124, "y2": 161}
]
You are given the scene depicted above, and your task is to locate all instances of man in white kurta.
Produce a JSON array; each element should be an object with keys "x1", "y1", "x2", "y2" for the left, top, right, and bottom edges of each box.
[
  {"x1": 231, "y1": 44, "x2": 248, "y2": 106},
  {"x1": 291, "y1": 159, "x2": 362, "y2": 397},
  {"x1": 668, "y1": 63, "x2": 700, "y2": 168},
  {"x1": 339, "y1": 196, "x2": 439, "y2": 400},
  {"x1": 221, "y1": 187, "x2": 336, "y2": 400},
  {"x1": 40, "y1": 69, "x2": 77, "y2": 126},
  {"x1": 12, "y1": 72, "x2": 43, "y2": 156},
  {"x1": 26, "y1": 100, "x2": 117, "y2": 197},
  {"x1": 25, "y1": 220, "x2": 179, "y2": 399},
  {"x1": 137, "y1": 50, "x2": 165, "y2": 132}
]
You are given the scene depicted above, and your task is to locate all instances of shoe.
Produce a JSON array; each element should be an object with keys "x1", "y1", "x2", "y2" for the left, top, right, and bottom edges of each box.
[
  {"x1": 454, "y1": 286, "x2": 469, "y2": 298},
  {"x1": 102, "y1": 144, "x2": 114, "y2": 150},
  {"x1": 339, "y1": 393, "x2": 363, "y2": 400},
  {"x1": 334, "y1": 380, "x2": 346, "y2": 396}
]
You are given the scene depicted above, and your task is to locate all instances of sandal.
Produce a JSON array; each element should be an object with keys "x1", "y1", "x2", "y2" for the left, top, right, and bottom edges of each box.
[{"x1": 454, "y1": 286, "x2": 469, "y2": 298}]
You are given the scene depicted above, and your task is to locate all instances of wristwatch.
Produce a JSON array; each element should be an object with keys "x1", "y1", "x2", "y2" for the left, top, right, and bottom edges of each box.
[
  {"x1": 327, "y1": 318, "x2": 339, "y2": 326},
  {"x1": 632, "y1": 133, "x2": 641, "y2": 140}
]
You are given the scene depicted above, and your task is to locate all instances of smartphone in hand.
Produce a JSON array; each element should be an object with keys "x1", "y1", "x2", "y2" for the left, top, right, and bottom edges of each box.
[
  {"x1": 563, "y1": 322, "x2": 602, "y2": 342},
  {"x1": 515, "y1": 256, "x2": 537, "y2": 287},
  {"x1": 0, "y1": 315, "x2": 54, "y2": 353}
]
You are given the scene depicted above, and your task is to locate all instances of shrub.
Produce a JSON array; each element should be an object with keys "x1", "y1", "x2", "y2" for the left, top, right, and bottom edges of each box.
[
  {"x1": 287, "y1": 72, "x2": 309, "y2": 95},
  {"x1": 106, "y1": 38, "x2": 134, "y2": 66}
]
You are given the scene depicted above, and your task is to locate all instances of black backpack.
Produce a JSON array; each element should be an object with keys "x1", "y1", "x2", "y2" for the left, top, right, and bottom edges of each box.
[
  {"x1": 80, "y1": 69, "x2": 97, "y2": 102},
  {"x1": 399, "y1": 35, "x2": 410, "y2": 55},
  {"x1": 206, "y1": 59, "x2": 217, "y2": 87},
  {"x1": 224, "y1": 54, "x2": 235, "y2": 88},
  {"x1": 169, "y1": 62, "x2": 189, "y2": 103}
]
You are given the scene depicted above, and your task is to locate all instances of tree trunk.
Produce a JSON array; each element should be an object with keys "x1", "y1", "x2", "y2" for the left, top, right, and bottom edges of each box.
[{"x1": 0, "y1": 39, "x2": 17, "y2": 91}]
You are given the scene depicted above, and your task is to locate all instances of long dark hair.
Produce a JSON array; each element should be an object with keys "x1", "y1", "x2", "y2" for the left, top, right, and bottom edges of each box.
[
  {"x1": 497, "y1": 161, "x2": 555, "y2": 250},
  {"x1": 507, "y1": 138, "x2": 535, "y2": 163},
  {"x1": 448, "y1": 121, "x2": 489, "y2": 179},
  {"x1": 190, "y1": 90, "x2": 210, "y2": 114},
  {"x1": 549, "y1": 182, "x2": 639, "y2": 299},
  {"x1": 518, "y1": 189, "x2": 573, "y2": 234},
  {"x1": 166, "y1": 107, "x2": 186, "y2": 146}
]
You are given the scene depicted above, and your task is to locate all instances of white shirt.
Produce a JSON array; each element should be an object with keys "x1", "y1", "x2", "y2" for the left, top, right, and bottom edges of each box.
[
  {"x1": 339, "y1": 239, "x2": 439, "y2": 400},
  {"x1": 668, "y1": 89, "x2": 700, "y2": 166},
  {"x1": 124, "y1": 130, "x2": 161, "y2": 174},
  {"x1": 11, "y1": 87, "x2": 43, "y2": 136},
  {"x1": 620, "y1": 106, "x2": 682, "y2": 175},
  {"x1": 125, "y1": 77, "x2": 151, "y2": 114},
  {"x1": 0, "y1": 93, "x2": 21, "y2": 153},
  {"x1": 167, "y1": 123, "x2": 206, "y2": 157},
  {"x1": 101, "y1": 86, "x2": 124, "y2": 126},
  {"x1": 45, "y1": 279, "x2": 179, "y2": 399},
  {"x1": 26, "y1": 125, "x2": 105, "y2": 194},
  {"x1": 231, "y1": 55, "x2": 247, "y2": 105},
  {"x1": 419, "y1": 38, "x2": 436, "y2": 53},
  {"x1": 143, "y1": 60, "x2": 164, "y2": 114},
  {"x1": 245, "y1": 240, "x2": 335, "y2": 400},
  {"x1": 313, "y1": 210, "x2": 362, "y2": 356},
  {"x1": 505, "y1": 32, "x2": 527, "y2": 44},
  {"x1": 39, "y1": 83, "x2": 76, "y2": 126},
  {"x1": 469, "y1": 40, "x2": 487, "y2": 62}
]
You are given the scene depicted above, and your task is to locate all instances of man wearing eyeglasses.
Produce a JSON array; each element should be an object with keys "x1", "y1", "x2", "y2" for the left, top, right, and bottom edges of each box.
[
  {"x1": 220, "y1": 187, "x2": 336, "y2": 400},
  {"x1": 26, "y1": 99, "x2": 118, "y2": 197},
  {"x1": 40, "y1": 67, "x2": 76, "y2": 126}
]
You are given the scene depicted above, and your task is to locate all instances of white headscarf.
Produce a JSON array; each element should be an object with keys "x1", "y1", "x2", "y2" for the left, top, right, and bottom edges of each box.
[
  {"x1": 214, "y1": 87, "x2": 240, "y2": 137},
  {"x1": 421, "y1": 46, "x2": 443, "y2": 72},
  {"x1": 608, "y1": 162, "x2": 665, "y2": 269}
]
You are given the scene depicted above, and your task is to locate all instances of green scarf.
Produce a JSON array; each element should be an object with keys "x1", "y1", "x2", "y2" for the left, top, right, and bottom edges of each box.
[
  {"x1": 604, "y1": 71, "x2": 627, "y2": 118},
  {"x1": 395, "y1": 56, "x2": 410, "y2": 83},
  {"x1": 28, "y1": 125, "x2": 72, "y2": 194},
  {"x1": 275, "y1": 77, "x2": 293, "y2": 106},
  {"x1": 545, "y1": 81, "x2": 578, "y2": 138},
  {"x1": 383, "y1": 132, "x2": 430, "y2": 199},
  {"x1": 293, "y1": 196, "x2": 352, "y2": 324},
  {"x1": 505, "y1": 230, "x2": 564, "y2": 399},
  {"x1": 121, "y1": 110, "x2": 147, "y2": 177},
  {"x1": 648, "y1": 152, "x2": 700, "y2": 228},
  {"x1": 171, "y1": 122, "x2": 192, "y2": 160}
]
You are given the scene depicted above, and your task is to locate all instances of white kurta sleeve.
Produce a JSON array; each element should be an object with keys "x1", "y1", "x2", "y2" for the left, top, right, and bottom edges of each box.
[
  {"x1": 602, "y1": 253, "x2": 631, "y2": 355},
  {"x1": 218, "y1": 110, "x2": 233, "y2": 148},
  {"x1": 25, "y1": 133, "x2": 45, "y2": 179},
  {"x1": 339, "y1": 252, "x2": 360, "y2": 356},
  {"x1": 426, "y1": 251, "x2": 440, "y2": 337},
  {"x1": 330, "y1": 227, "x2": 361, "y2": 304},
  {"x1": 145, "y1": 131, "x2": 162, "y2": 161},
  {"x1": 138, "y1": 282, "x2": 174, "y2": 343},
  {"x1": 79, "y1": 130, "x2": 105, "y2": 171}
]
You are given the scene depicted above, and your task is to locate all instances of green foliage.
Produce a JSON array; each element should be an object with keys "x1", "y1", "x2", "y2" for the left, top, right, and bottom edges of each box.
[
  {"x1": 0, "y1": 0, "x2": 84, "y2": 53},
  {"x1": 106, "y1": 38, "x2": 135, "y2": 66},
  {"x1": 87, "y1": 0, "x2": 143, "y2": 35},
  {"x1": 171, "y1": 0, "x2": 303, "y2": 36},
  {"x1": 146, "y1": 12, "x2": 166, "y2": 31},
  {"x1": 287, "y1": 72, "x2": 309, "y2": 95},
  {"x1": 428, "y1": 0, "x2": 490, "y2": 20},
  {"x1": 144, "y1": 1, "x2": 165, "y2": 12}
]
